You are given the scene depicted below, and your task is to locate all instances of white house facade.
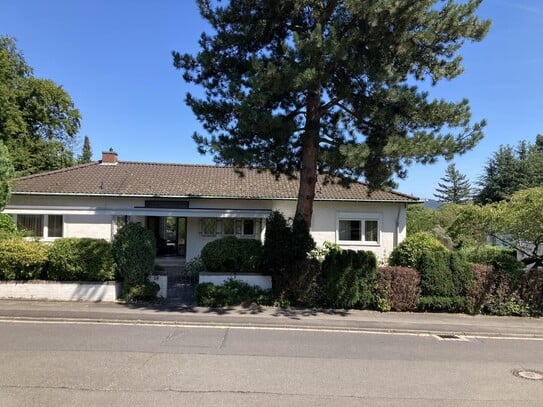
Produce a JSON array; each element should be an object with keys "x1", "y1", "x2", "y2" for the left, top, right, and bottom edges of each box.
[{"x1": 4, "y1": 151, "x2": 419, "y2": 264}]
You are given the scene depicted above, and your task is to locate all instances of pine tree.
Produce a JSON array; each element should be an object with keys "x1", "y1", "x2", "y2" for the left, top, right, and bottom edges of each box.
[
  {"x1": 475, "y1": 136, "x2": 543, "y2": 204},
  {"x1": 174, "y1": 0, "x2": 490, "y2": 226},
  {"x1": 433, "y1": 164, "x2": 471, "y2": 203},
  {"x1": 78, "y1": 135, "x2": 92, "y2": 164}
]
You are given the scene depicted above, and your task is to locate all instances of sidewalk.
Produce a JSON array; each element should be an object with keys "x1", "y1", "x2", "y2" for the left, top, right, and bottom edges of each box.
[{"x1": 0, "y1": 299, "x2": 542, "y2": 339}]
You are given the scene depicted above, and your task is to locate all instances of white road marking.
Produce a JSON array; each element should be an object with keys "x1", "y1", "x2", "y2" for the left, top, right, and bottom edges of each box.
[{"x1": 0, "y1": 317, "x2": 542, "y2": 341}]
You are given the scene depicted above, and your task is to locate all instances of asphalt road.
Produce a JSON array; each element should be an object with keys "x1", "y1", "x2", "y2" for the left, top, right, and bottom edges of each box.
[{"x1": 0, "y1": 320, "x2": 542, "y2": 406}]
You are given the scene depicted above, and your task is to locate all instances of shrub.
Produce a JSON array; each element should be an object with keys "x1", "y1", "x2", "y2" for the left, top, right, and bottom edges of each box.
[
  {"x1": 184, "y1": 256, "x2": 207, "y2": 276},
  {"x1": 321, "y1": 249, "x2": 376, "y2": 309},
  {"x1": 47, "y1": 238, "x2": 115, "y2": 281},
  {"x1": 449, "y1": 252, "x2": 474, "y2": 297},
  {"x1": 112, "y1": 223, "x2": 156, "y2": 295},
  {"x1": 0, "y1": 239, "x2": 48, "y2": 280},
  {"x1": 200, "y1": 236, "x2": 262, "y2": 273},
  {"x1": 520, "y1": 267, "x2": 543, "y2": 315},
  {"x1": 418, "y1": 296, "x2": 467, "y2": 313},
  {"x1": 389, "y1": 232, "x2": 448, "y2": 269},
  {"x1": 377, "y1": 266, "x2": 420, "y2": 311},
  {"x1": 418, "y1": 249, "x2": 452, "y2": 297},
  {"x1": 123, "y1": 281, "x2": 160, "y2": 302},
  {"x1": 262, "y1": 211, "x2": 316, "y2": 302},
  {"x1": 466, "y1": 264, "x2": 493, "y2": 314},
  {"x1": 195, "y1": 279, "x2": 272, "y2": 307}
]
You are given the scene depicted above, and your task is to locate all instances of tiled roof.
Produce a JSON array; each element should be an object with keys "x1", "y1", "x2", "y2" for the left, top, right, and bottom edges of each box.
[{"x1": 12, "y1": 161, "x2": 419, "y2": 202}]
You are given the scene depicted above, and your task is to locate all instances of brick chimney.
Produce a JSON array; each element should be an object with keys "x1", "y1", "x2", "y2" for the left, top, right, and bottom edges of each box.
[{"x1": 100, "y1": 149, "x2": 118, "y2": 164}]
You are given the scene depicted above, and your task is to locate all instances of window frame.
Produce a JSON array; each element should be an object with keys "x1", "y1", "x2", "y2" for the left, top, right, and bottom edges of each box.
[
  {"x1": 15, "y1": 214, "x2": 63, "y2": 239},
  {"x1": 200, "y1": 218, "x2": 217, "y2": 237},
  {"x1": 336, "y1": 212, "x2": 381, "y2": 245}
]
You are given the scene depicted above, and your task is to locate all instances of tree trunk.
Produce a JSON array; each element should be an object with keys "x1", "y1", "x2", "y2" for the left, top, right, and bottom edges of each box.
[{"x1": 295, "y1": 88, "x2": 321, "y2": 228}]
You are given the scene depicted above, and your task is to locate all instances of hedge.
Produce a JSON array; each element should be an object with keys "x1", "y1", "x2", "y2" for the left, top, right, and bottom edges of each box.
[
  {"x1": 377, "y1": 266, "x2": 420, "y2": 311},
  {"x1": 321, "y1": 249, "x2": 376, "y2": 309},
  {"x1": 48, "y1": 238, "x2": 116, "y2": 282},
  {"x1": 0, "y1": 239, "x2": 48, "y2": 280},
  {"x1": 201, "y1": 236, "x2": 262, "y2": 273},
  {"x1": 195, "y1": 279, "x2": 272, "y2": 307}
]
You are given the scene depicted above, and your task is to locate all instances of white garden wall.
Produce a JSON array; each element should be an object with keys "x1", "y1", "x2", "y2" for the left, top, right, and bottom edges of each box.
[{"x1": 0, "y1": 281, "x2": 121, "y2": 302}]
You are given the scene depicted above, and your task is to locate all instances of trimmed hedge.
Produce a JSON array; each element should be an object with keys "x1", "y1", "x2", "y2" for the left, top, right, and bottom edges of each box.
[
  {"x1": 0, "y1": 239, "x2": 48, "y2": 280},
  {"x1": 201, "y1": 236, "x2": 262, "y2": 273},
  {"x1": 321, "y1": 249, "x2": 376, "y2": 309},
  {"x1": 389, "y1": 232, "x2": 449, "y2": 269},
  {"x1": 112, "y1": 223, "x2": 156, "y2": 296},
  {"x1": 377, "y1": 266, "x2": 420, "y2": 311},
  {"x1": 48, "y1": 238, "x2": 115, "y2": 282},
  {"x1": 195, "y1": 279, "x2": 272, "y2": 307},
  {"x1": 418, "y1": 296, "x2": 467, "y2": 313}
]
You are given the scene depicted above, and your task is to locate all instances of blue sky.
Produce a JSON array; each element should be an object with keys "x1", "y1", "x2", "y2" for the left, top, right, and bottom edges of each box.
[{"x1": 1, "y1": 0, "x2": 542, "y2": 199}]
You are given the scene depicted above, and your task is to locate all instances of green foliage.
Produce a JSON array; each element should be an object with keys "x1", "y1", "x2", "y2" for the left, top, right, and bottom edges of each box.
[
  {"x1": 112, "y1": 223, "x2": 156, "y2": 294},
  {"x1": 0, "y1": 36, "x2": 81, "y2": 175},
  {"x1": 321, "y1": 249, "x2": 377, "y2": 309},
  {"x1": 475, "y1": 137, "x2": 543, "y2": 204},
  {"x1": 0, "y1": 213, "x2": 21, "y2": 239},
  {"x1": 195, "y1": 279, "x2": 272, "y2": 308},
  {"x1": 377, "y1": 266, "x2": 421, "y2": 312},
  {"x1": 184, "y1": 256, "x2": 207, "y2": 276},
  {"x1": 0, "y1": 239, "x2": 48, "y2": 280},
  {"x1": 262, "y1": 211, "x2": 316, "y2": 301},
  {"x1": 47, "y1": 238, "x2": 115, "y2": 281},
  {"x1": 389, "y1": 232, "x2": 449, "y2": 269},
  {"x1": 406, "y1": 204, "x2": 438, "y2": 236},
  {"x1": 418, "y1": 250, "x2": 455, "y2": 297},
  {"x1": 461, "y1": 246, "x2": 523, "y2": 280},
  {"x1": 0, "y1": 141, "x2": 13, "y2": 210},
  {"x1": 175, "y1": 0, "x2": 489, "y2": 227},
  {"x1": 123, "y1": 281, "x2": 160, "y2": 302},
  {"x1": 418, "y1": 296, "x2": 467, "y2": 313},
  {"x1": 78, "y1": 135, "x2": 92, "y2": 164},
  {"x1": 200, "y1": 236, "x2": 262, "y2": 273},
  {"x1": 433, "y1": 164, "x2": 472, "y2": 204}
]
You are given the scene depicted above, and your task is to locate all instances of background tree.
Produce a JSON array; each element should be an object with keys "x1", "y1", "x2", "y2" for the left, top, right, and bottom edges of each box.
[
  {"x1": 0, "y1": 36, "x2": 81, "y2": 176},
  {"x1": 78, "y1": 135, "x2": 93, "y2": 164},
  {"x1": 433, "y1": 163, "x2": 472, "y2": 203},
  {"x1": 174, "y1": 0, "x2": 490, "y2": 228},
  {"x1": 0, "y1": 141, "x2": 14, "y2": 211},
  {"x1": 475, "y1": 136, "x2": 543, "y2": 204}
]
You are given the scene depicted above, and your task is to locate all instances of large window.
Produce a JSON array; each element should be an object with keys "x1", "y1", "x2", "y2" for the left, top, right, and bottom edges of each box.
[
  {"x1": 338, "y1": 215, "x2": 380, "y2": 244},
  {"x1": 201, "y1": 218, "x2": 217, "y2": 236},
  {"x1": 16, "y1": 214, "x2": 63, "y2": 238},
  {"x1": 201, "y1": 218, "x2": 261, "y2": 237}
]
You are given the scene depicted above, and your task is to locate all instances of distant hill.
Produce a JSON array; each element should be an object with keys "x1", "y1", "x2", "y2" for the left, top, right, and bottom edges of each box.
[{"x1": 422, "y1": 199, "x2": 443, "y2": 210}]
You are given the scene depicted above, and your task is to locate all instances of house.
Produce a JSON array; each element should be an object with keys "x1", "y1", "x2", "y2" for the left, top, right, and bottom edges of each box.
[{"x1": 4, "y1": 151, "x2": 419, "y2": 263}]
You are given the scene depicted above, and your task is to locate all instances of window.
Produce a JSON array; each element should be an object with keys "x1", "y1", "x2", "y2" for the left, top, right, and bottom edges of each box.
[
  {"x1": 16, "y1": 214, "x2": 63, "y2": 238},
  {"x1": 337, "y1": 215, "x2": 380, "y2": 244},
  {"x1": 222, "y1": 219, "x2": 235, "y2": 235},
  {"x1": 17, "y1": 215, "x2": 43, "y2": 237},
  {"x1": 201, "y1": 218, "x2": 217, "y2": 236},
  {"x1": 48, "y1": 215, "x2": 63, "y2": 237},
  {"x1": 242, "y1": 219, "x2": 254, "y2": 236}
]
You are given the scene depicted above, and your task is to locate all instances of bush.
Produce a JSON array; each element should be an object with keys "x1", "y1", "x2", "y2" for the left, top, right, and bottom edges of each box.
[
  {"x1": 200, "y1": 236, "x2": 262, "y2": 273},
  {"x1": 520, "y1": 267, "x2": 543, "y2": 315},
  {"x1": 262, "y1": 211, "x2": 316, "y2": 302},
  {"x1": 0, "y1": 239, "x2": 48, "y2": 280},
  {"x1": 377, "y1": 266, "x2": 420, "y2": 311},
  {"x1": 321, "y1": 249, "x2": 376, "y2": 309},
  {"x1": 418, "y1": 296, "x2": 467, "y2": 313},
  {"x1": 418, "y1": 249, "x2": 453, "y2": 297},
  {"x1": 466, "y1": 264, "x2": 493, "y2": 314},
  {"x1": 195, "y1": 279, "x2": 272, "y2": 307},
  {"x1": 112, "y1": 223, "x2": 156, "y2": 295},
  {"x1": 185, "y1": 256, "x2": 207, "y2": 276},
  {"x1": 123, "y1": 281, "x2": 160, "y2": 302},
  {"x1": 461, "y1": 245, "x2": 524, "y2": 283},
  {"x1": 389, "y1": 232, "x2": 449, "y2": 269},
  {"x1": 47, "y1": 238, "x2": 115, "y2": 281}
]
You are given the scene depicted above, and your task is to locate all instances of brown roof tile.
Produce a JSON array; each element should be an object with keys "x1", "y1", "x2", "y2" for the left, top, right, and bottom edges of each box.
[{"x1": 12, "y1": 161, "x2": 419, "y2": 202}]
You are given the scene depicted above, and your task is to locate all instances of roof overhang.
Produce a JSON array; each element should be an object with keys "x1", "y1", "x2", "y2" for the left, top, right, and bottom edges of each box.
[{"x1": 3, "y1": 205, "x2": 272, "y2": 218}]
